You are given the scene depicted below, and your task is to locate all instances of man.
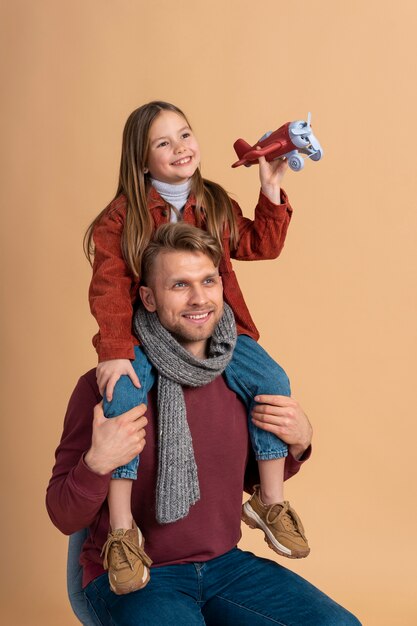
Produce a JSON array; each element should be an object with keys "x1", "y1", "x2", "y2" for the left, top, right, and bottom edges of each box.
[{"x1": 46, "y1": 223, "x2": 360, "y2": 625}]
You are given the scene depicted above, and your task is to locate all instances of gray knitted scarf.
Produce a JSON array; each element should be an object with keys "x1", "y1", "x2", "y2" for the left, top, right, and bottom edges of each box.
[{"x1": 133, "y1": 303, "x2": 237, "y2": 524}]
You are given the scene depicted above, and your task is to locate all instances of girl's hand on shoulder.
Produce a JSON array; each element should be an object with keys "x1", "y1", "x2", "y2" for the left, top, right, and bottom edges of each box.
[
  {"x1": 257, "y1": 149, "x2": 289, "y2": 205},
  {"x1": 96, "y1": 359, "x2": 141, "y2": 402}
]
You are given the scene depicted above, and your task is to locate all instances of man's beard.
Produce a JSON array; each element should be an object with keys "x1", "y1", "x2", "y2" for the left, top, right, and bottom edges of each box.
[{"x1": 156, "y1": 307, "x2": 223, "y2": 349}]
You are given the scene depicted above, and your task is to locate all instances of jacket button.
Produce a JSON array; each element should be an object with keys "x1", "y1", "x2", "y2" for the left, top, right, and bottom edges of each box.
[{"x1": 162, "y1": 210, "x2": 168, "y2": 217}]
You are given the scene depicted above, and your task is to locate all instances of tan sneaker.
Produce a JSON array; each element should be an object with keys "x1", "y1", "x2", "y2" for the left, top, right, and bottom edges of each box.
[
  {"x1": 242, "y1": 485, "x2": 310, "y2": 559},
  {"x1": 101, "y1": 522, "x2": 152, "y2": 595}
]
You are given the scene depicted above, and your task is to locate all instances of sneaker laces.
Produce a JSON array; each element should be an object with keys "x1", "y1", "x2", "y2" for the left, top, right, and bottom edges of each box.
[
  {"x1": 265, "y1": 501, "x2": 308, "y2": 541},
  {"x1": 101, "y1": 531, "x2": 153, "y2": 571}
]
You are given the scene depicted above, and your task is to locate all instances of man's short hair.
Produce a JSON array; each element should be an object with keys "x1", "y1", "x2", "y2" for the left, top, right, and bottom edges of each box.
[{"x1": 141, "y1": 223, "x2": 223, "y2": 285}]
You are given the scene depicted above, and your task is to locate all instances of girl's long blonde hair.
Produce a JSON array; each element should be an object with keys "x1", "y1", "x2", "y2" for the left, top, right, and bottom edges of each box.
[{"x1": 84, "y1": 101, "x2": 239, "y2": 279}]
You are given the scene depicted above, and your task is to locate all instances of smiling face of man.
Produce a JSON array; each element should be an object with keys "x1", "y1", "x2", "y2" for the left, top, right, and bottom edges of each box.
[{"x1": 139, "y1": 249, "x2": 223, "y2": 359}]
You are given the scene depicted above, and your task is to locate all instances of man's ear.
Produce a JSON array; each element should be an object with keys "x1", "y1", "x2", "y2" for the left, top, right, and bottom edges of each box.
[{"x1": 139, "y1": 285, "x2": 157, "y2": 312}]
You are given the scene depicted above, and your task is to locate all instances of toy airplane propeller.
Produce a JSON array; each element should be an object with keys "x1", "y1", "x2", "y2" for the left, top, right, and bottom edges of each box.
[{"x1": 232, "y1": 113, "x2": 323, "y2": 172}]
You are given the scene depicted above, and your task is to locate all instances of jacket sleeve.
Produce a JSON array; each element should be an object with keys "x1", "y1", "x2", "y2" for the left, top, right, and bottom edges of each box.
[
  {"x1": 89, "y1": 200, "x2": 138, "y2": 362},
  {"x1": 45, "y1": 373, "x2": 112, "y2": 535},
  {"x1": 230, "y1": 189, "x2": 293, "y2": 261}
]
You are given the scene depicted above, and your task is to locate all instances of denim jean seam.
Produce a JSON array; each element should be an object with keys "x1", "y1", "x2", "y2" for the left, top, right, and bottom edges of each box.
[
  {"x1": 255, "y1": 449, "x2": 288, "y2": 461},
  {"x1": 251, "y1": 427, "x2": 287, "y2": 457},
  {"x1": 134, "y1": 345, "x2": 156, "y2": 402},
  {"x1": 225, "y1": 361, "x2": 255, "y2": 399},
  {"x1": 215, "y1": 594, "x2": 288, "y2": 625},
  {"x1": 84, "y1": 594, "x2": 105, "y2": 626},
  {"x1": 133, "y1": 355, "x2": 150, "y2": 407},
  {"x1": 193, "y1": 562, "x2": 205, "y2": 603},
  {"x1": 86, "y1": 581, "x2": 115, "y2": 626},
  {"x1": 111, "y1": 470, "x2": 137, "y2": 480}
]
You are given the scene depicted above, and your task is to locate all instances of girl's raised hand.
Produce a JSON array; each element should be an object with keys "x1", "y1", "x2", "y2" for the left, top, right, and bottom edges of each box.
[
  {"x1": 257, "y1": 148, "x2": 289, "y2": 205},
  {"x1": 96, "y1": 358, "x2": 141, "y2": 402}
]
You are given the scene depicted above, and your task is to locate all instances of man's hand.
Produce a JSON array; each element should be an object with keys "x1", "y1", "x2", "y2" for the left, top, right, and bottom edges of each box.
[
  {"x1": 252, "y1": 395, "x2": 312, "y2": 460},
  {"x1": 85, "y1": 402, "x2": 147, "y2": 475},
  {"x1": 96, "y1": 359, "x2": 141, "y2": 402}
]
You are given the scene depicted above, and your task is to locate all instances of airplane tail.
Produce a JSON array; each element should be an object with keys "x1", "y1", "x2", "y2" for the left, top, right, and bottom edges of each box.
[
  {"x1": 231, "y1": 138, "x2": 253, "y2": 167},
  {"x1": 233, "y1": 138, "x2": 252, "y2": 160}
]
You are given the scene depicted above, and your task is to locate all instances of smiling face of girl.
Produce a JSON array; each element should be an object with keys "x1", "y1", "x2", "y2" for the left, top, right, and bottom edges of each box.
[{"x1": 145, "y1": 110, "x2": 201, "y2": 185}]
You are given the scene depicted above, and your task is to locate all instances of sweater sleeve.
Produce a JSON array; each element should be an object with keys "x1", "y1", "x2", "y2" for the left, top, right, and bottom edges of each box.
[
  {"x1": 89, "y1": 198, "x2": 139, "y2": 362},
  {"x1": 45, "y1": 372, "x2": 112, "y2": 535},
  {"x1": 230, "y1": 189, "x2": 293, "y2": 261}
]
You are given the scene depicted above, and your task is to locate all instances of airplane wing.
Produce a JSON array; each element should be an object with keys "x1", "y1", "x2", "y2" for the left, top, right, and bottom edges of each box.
[
  {"x1": 232, "y1": 141, "x2": 284, "y2": 167},
  {"x1": 243, "y1": 141, "x2": 283, "y2": 161}
]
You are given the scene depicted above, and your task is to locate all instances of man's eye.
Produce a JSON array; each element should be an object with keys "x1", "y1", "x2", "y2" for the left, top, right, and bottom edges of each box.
[
  {"x1": 174, "y1": 282, "x2": 186, "y2": 288},
  {"x1": 204, "y1": 278, "x2": 214, "y2": 284}
]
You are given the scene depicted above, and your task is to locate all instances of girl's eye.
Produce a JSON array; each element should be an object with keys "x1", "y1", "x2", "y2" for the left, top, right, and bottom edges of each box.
[
  {"x1": 181, "y1": 133, "x2": 190, "y2": 139},
  {"x1": 157, "y1": 141, "x2": 169, "y2": 148}
]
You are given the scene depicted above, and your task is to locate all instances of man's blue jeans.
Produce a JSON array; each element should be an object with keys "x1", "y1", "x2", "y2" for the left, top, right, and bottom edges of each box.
[
  {"x1": 84, "y1": 547, "x2": 361, "y2": 625},
  {"x1": 104, "y1": 335, "x2": 291, "y2": 480}
]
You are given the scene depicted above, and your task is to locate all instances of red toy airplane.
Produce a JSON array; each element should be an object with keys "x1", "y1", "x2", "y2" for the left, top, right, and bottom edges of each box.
[{"x1": 232, "y1": 113, "x2": 323, "y2": 172}]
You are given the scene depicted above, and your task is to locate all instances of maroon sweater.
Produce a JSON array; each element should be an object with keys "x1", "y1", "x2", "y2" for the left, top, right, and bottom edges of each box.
[{"x1": 46, "y1": 369, "x2": 309, "y2": 588}]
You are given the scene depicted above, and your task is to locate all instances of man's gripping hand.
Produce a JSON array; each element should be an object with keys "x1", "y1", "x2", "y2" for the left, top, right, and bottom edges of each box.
[
  {"x1": 252, "y1": 395, "x2": 312, "y2": 460},
  {"x1": 85, "y1": 403, "x2": 147, "y2": 475}
]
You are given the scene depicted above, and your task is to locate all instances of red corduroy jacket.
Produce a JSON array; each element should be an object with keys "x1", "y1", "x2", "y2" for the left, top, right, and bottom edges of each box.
[{"x1": 89, "y1": 186, "x2": 293, "y2": 361}]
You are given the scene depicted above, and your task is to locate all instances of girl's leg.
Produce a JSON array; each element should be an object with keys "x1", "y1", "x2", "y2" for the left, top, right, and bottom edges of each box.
[
  {"x1": 223, "y1": 334, "x2": 290, "y2": 463},
  {"x1": 101, "y1": 346, "x2": 156, "y2": 594},
  {"x1": 103, "y1": 345, "x2": 156, "y2": 485},
  {"x1": 224, "y1": 335, "x2": 309, "y2": 559},
  {"x1": 258, "y1": 458, "x2": 285, "y2": 504},
  {"x1": 103, "y1": 346, "x2": 155, "y2": 417},
  {"x1": 108, "y1": 479, "x2": 135, "y2": 531}
]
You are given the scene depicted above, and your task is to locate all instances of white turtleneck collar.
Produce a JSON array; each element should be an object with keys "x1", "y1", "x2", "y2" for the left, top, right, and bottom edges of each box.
[{"x1": 151, "y1": 178, "x2": 192, "y2": 222}]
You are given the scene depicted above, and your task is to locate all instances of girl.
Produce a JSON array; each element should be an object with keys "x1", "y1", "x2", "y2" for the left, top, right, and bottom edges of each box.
[{"x1": 84, "y1": 101, "x2": 309, "y2": 596}]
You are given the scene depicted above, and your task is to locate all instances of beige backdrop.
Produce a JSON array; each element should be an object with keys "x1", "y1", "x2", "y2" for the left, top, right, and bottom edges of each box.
[{"x1": 1, "y1": 1, "x2": 416, "y2": 624}]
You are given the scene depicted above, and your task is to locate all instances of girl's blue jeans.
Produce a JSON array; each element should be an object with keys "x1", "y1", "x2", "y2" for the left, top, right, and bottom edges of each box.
[{"x1": 103, "y1": 335, "x2": 290, "y2": 480}]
